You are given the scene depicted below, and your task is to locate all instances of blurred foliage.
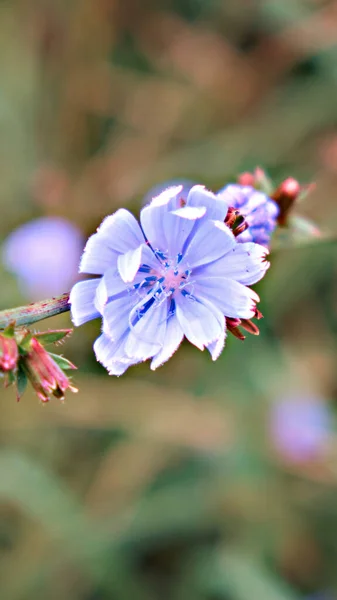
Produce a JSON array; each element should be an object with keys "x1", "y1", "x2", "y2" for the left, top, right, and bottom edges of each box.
[{"x1": 1, "y1": 0, "x2": 337, "y2": 598}]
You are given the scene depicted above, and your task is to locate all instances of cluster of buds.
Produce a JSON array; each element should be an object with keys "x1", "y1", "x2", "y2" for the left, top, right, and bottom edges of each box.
[
  {"x1": 237, "y1": 167, "x2": 314, "y2": 227},
  {"x1": 0, "y1": 325, "x2": 77, "y2": 402}
]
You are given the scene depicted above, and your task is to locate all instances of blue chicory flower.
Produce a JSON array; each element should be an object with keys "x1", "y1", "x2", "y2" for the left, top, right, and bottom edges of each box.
[
  {"x1": 217, "y1": 184, "x2": 279, "y2": 246},
  {"x1": 70, "y1": 185, "x2": 269, "y2": 375}
]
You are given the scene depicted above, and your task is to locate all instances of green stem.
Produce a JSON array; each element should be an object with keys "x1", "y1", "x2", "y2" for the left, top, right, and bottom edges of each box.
[{"x1": 0, "y1": 293, "x2": 71, "y2": 329}]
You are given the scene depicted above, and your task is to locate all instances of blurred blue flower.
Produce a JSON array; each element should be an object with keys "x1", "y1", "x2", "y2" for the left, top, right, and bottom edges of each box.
[
  {"x1": 269, "y1": 395, "x2": 331, "y2": 463},
  {"x1": 70, "y1": 185, "x2": 269, "y2": 375},
  {"x1": 3, "y1": 217, "x2": 84, "y2": 300},
  {"x1": 217, "y1": 184, "x2": 279, "y2": 246}
]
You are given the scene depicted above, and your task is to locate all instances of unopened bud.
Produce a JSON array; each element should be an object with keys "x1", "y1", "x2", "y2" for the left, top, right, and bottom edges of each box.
[
  {"x1": 240, "y1": 319, "x2": 260, "y2": 336},
  {"x1": 237, "y1": 167, "x2": 274, "y2": 195},
  {"x1": 0, "y1": 325, "x2": 18, "y2": 373},
  {"x1": 237, "y1": 172, "x2": 255, "y2": 186},
  {"x1": 272, "y1": 177, "x2": 302, "y2": 226},
  {"x1": 21, "y1": 337, "x2": 77, "y2": 402},
  {"x1": 226, "y1": 312, "x2": 263, "y2": 341}
]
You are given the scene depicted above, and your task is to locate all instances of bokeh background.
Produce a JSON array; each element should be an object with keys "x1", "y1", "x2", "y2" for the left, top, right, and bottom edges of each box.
[{"x1": 1, "y1": 0, "x2": 337, "y2": 598}]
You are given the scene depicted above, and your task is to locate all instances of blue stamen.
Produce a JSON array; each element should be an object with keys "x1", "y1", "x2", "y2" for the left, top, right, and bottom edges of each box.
[
  {"x1": 154, "y1": 249, "x2": 167, "y2": 261},
  {"x1": 138, "y1": 264, "x2": 151, "y2": 273}
]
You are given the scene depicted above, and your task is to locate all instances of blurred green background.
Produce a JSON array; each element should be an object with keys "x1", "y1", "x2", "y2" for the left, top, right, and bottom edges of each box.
[{"x1": 1, "y1": 0, "x2": 337, "y2": 598}]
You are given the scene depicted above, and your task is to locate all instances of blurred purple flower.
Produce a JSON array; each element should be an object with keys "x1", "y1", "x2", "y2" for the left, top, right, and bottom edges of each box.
[
  {"x1": 3, "y1": 217, "x2": 84, "y2": 300},
  {"x1": 70, "y1": 185, "x2": 269, "y2": 375},
  {"x1": 217, "y1": 184, "x2": 279, "y2": 246},
  {"x1": 269, "y1": 395, "x2": 331, "y2": 463}
]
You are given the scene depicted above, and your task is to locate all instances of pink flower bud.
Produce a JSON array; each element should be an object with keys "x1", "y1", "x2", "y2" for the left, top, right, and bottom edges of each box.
[
  {"x1": 237, "y1": 172, "x2": 255, "y2": 186},
  {"x1": 0, "y1": 333, "x2": 18, "y2": 372},
  {"x1": 272, "y1": 177, "x2": 303, "y2": 225},
  {"x1": 22, "y1": 337, "x2": 77, "y2": 402},
  {"x1": 279, "y1": 177, "x2": 301, "y2": 199}
]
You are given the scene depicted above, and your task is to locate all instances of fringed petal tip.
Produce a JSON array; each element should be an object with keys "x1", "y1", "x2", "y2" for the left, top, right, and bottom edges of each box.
[
  {"x1": 150, "y1": 185, "x2": 183, "y2": 207},
  {"x1": 207, "y1": 326, "x2": 227, "y2": 361}
]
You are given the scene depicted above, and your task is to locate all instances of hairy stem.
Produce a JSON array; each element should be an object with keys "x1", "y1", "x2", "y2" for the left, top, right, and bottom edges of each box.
[{"x1": 0, "y1": 293, "x2": 71, "y2": 329}]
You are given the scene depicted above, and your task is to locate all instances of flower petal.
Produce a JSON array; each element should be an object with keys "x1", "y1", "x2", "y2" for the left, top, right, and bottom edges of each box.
[
  {"x1": 140, "y1": 187, "x2": 183, "y2": 251},
  {"x1": 151, "y1": 313, "x2": 184, "y2": 370},
  {"x1": 182, "y1": 220, "x2": 235, "y2": 269},
  {"x1": 175, "y1": 293, "x2": 223, "y2": 350},
  {"x1": 102, "y1": 294, "x2": 135, "y2": 341},
  {"x1": 194, "y1": 277, "x2": 259, "y2": 319},
  {"x1": 125, "y1": 299, "x2": 168, "y2": 360},
  {"x1": 107, "y1": 360, "x2": 135, "y2": 376},
  {"x1": 70, "y1": 279, "x2": 100, "y2": 325},
  {"x1": 195, "y1": 242, "x2": 269, "y2": 285},
  {"x1": 117, "y1": 245, "x2": 143, "y2": 283},
  {"x1": 95, "y1": 265, "x2": 136, "y2": 313},
  {"x1": 207, "y1": 317, "x2": 226, "y2": 360},
  {"x1": 171, "y1": 206, "x2": 206, "y2": 219},
  {"x1": 117, "y1": 243, "x2": 159, "y2": 283},
  {"x1": 141, "y1": 200, "x2": 200, "y2": 256},
  {"x1": 80, "y1": 209, "x2": 144, "y2": 274},
  {"x1": 187, "y1": 185, "x2": 228, "y2": 221},
  {"x1": 151, "y1": 185, "x2": 183, "y2": 208},
  {"x1": 94, "y1": 332, "x2": 140, "y2": 376}
]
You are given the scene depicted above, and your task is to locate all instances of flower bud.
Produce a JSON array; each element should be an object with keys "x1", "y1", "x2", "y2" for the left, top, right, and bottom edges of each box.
[
  {"x1": 237, "y1": 167, "x2": 274, "y2": 195},
  {"x1": 271, "y1": 177, "x2": 301, "y2": 226},
  {"x1": 21, "y1": 337, "x2": 77, "y2": 402},
  {"x1": 0, "y1": 325, "x2": 18, "y2": 373},
  {"x1": 237, "y1": 172, "x2": 255, "y2": 186},
  {"x1": 226, "y1": 312, "x2": 263, "y2": 341}
]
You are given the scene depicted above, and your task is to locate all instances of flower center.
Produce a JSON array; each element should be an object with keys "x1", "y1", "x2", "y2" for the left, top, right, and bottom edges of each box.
[
  {"x1": 161, "y1": 263, "x2": 189, "y2": 293},
  {"x1": 135, "y1": 254, "x2": 192, "y2": 302}
]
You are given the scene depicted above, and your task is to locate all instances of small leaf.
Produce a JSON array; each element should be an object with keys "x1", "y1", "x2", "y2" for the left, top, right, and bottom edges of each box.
[
  {"x1": 48, "y1": 352, "x2": 77, "y2": 370},
  {"x1": 16, "y1": 365, "x2": 28, "y2": 401},
  {"x1": 2, "y1": 322, "x2": 16, "y2": 338},
  {"x1": 5, "y1": 370, "x2": 16, "y2": 387},
  {"x1": 35, "y1": 329, "x2": 73, "y2": 346},
  {"x1": 18, "y1": 332, "x2": 33, "y2": 353}
]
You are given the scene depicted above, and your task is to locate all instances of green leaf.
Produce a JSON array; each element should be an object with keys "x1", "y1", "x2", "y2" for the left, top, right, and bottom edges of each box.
[
  {"x1": 48, "y1": 352, "x2": 77, "y2": 371},
  {"x1": 2, "y1": 322, "x2": 15, "y2": 338},
  {"x1": 35, "y1": 329, "x2": 73, "y2": 345},
  {"x1": 6, "y1": 369, "x2": 16, "y2": 386},
  {"x1": 16, "y1": 364, "x2": 28, "y2": 400},
  {"x1": 17, "y1": 332, "x2": 33, "y2": 353}
]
